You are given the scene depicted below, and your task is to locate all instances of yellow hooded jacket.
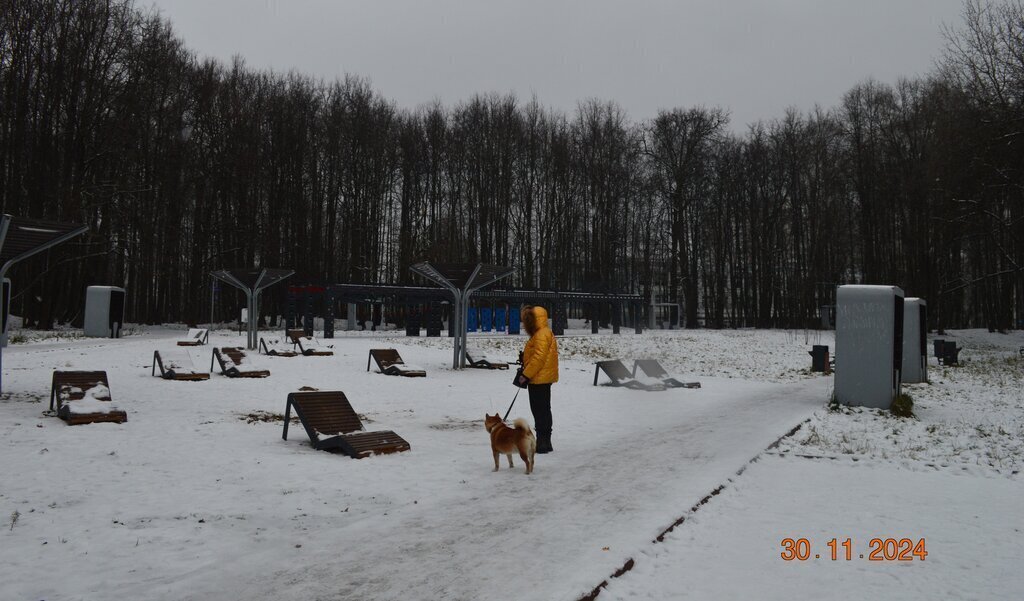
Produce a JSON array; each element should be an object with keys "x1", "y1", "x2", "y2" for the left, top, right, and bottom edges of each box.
[{"x1": 521, "y1": 306, "x2": 559, "y2": 384}]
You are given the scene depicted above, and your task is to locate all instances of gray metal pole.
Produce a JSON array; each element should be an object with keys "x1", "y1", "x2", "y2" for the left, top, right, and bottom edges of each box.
[
  {"x1": 210, "y1": 279, "x2": 215, "y2": 333},
  {"x1": 460, "y1": 293, "x2": 470, "y2": 369},
  {"x1": 452, "y1": 300, "x2": 461, "y2": 369}
]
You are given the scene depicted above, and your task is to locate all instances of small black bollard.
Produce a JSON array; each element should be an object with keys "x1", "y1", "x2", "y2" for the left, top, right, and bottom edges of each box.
[{"x1": 809, "y1": 345, "x2": 830, "y2": 373}]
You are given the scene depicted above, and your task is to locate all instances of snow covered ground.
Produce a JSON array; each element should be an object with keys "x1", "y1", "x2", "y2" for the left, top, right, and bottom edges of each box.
[{"x1": 0, "y1": 326, "x2": 1020, "y2": 600}]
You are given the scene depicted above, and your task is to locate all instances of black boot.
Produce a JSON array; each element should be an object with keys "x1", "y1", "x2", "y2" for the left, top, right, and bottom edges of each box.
[{"x1": 536, "y1": 434, "x2": 553, "y2": 454}]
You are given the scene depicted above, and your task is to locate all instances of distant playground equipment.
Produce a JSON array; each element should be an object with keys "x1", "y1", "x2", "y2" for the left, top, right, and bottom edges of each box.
[
  {"x1": 0, "y1": 214, "x2": 88, "y2": 393},
  {"x1": 280, "y1": 262, "x2": 645, "y2": 370}
]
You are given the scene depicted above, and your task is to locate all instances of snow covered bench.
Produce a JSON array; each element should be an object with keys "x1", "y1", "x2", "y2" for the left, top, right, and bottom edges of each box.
[
  {"x1": 367, "y1": 349, "x2": 427, "y2": 377},
  {"x1": 259, "y1": 337, "x2": 300, "y2": 357},
  {"x1": 152, "y1": 349, "x2": 210, "y2": 381},
  {"x1": 176, "y1": 328, "x2": 209, "y2": 346},
  {"x1": 210, "y1": 347, "x2": 270, "y2": 378},
  {"x1": 49, "y1": 371, "x2": 127, "y2": 425},
  {"x1": 465, "y1": 350, "x2": 510, "y2": 370},
  {"x1": 632, "y1": 359, "x2": 701, "y2": 389},
  {"x1": 593, "y1": 360, "x2": 665, "y2": 391},
  {"x1": 286, "y1": 330, "x2": 334, "y2": 356},
  {"x1": 282, "y1": 390, "x2": 411, "y2": 458}
]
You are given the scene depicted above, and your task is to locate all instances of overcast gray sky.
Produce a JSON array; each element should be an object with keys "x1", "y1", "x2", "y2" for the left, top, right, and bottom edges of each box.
[{"x1": 148, "y1": 0, "x2": 966, "y2": 130}]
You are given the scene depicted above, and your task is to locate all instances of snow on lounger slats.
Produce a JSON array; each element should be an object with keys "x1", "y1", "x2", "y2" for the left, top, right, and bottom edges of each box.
[
  {"x1": 177, "y1": 328, "x2": 209, "y2": 346},
  {"x1": 49, "y1": 371, "x2": 127, "y2": 425},
  {"x1": 211, "y1": 347, "x2": 270, "y2": 378},
  {"x1": 152, "y1": 349, "x2": 210, "y2": 381}
]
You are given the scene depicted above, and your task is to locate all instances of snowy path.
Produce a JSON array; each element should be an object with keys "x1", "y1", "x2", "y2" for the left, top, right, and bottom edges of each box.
[{"x1": 157, "y1": 377, "x2": 827, "y2": 601}]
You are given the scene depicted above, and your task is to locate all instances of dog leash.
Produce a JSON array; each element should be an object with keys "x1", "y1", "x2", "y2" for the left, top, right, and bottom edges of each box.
[{"x1": 502, "y1": 387, "x2": 522, "y2": 422}]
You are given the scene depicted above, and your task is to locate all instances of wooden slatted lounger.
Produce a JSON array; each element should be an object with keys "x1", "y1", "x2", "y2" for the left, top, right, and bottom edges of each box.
[
  {"x1": 49, "y1": 371, "x2": 127, "y2": 425},
  {"x1": 152, "y1": 350, "x2": 210, "y2": 381},
  {"x1": 282, "y1": 390, "x2": 411, "y2": 458},
  {"x1": 286, "y1": 330, "x2": 334, "y2": 356},
  {"x1": 632, "y1": 359, "x2": 701, "y2": 389},
  {"x1": 593, "y1": 360, "x2": 665, "y2": 391},
  {"x1": 177, "y1": 328, "x2": 209, "y2": 346},
  {"x1": 210, "y1": 347, "x2": 270, "y2": 378},
  {"x1": 466, "y1": 351, "x2": 510, "y2": 370},
  {"x1": 367, "y1": 348, "x2": 427, "y2": 377},
  {"x1": 259, "y1": 338, "x2": 300, "y2": 357}
]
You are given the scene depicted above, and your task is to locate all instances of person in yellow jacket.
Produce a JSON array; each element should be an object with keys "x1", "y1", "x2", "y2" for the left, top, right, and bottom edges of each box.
[{"x1": 514, "y1": 305, "x2": 559, "y2": 453}]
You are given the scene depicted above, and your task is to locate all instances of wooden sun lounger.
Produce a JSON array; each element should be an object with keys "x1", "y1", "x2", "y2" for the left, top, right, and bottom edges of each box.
[
  {"x1": 286, "y1": 330, "x2": 334, "y2": 356},
  {"x1": 466, "y1": 351, "x2": 510, "y2": 370},
  {"x1": 282, "y1": 390, "x2": 411, "y2": 458},
  {"x1": 593, "y1": 360, "x2": 665, "y2": 391},
  {"x1": 633, "y1": 359, "x2": 701, "y2": 389},
  {"x1": 259, "y1": 337, "x2": 300, "y2": 357},
  {"x1": 152, "y1": 350, "x2": 210, "y2": 381},
  {"x1": 177, "y1": 328, "x2": 209, "y2": 346},
  {"x1": 49, "y1": 371, "x2": 127, "y2": 425},
  {"x1": 210, "y1": 347, "x2": 270, "y2": 378},
  {"x1": 367, "y1": 348, "x2": 427, "y2": 377}
]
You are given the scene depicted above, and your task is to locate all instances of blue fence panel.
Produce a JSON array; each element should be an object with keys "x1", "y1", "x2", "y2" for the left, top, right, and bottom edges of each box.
[
  {"x1": 480, "y1": 307, "x2": 492, "y2": 332},
  {"x1": 495, "y1": 308, "x2": 506, "y2": 332},
  {"x1": 508, "y1": 308, "x2": 521, "y2": 335},
  {"x1": 467, "y1": 307, "x2": 478, "y2": 332}
]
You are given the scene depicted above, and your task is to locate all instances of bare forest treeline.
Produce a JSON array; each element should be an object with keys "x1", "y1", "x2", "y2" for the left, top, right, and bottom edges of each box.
[{"x1": 1, "y1": 0, "x2": 1021, "y2": 330}]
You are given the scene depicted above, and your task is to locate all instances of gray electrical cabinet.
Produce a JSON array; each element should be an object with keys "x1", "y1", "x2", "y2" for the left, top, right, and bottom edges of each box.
[
  {"x1": 835, "y1": 285, "x2": 905, "y2": 409},
  {"x1": 901, "y1": 298, "x2": 927, "y2": 384},
  {"x1": 84, "y1": 286, "x2": 126, "y2": 338}
]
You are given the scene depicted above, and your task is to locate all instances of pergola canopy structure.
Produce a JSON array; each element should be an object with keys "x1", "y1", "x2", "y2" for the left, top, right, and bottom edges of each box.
[
  {"x1": 0, "y1": 214, "x2": 88, "y2": 392},
  {"x1": 410, "y1": 262, "x2": 515, "y2": 369},
  {"x1": 210, "y1": 267, "x2": 294, "y2": 350}
]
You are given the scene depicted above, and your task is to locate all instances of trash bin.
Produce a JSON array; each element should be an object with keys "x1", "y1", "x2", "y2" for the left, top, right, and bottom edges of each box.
[{"x1": 809, "y1": 345, "x2": 830, "y2": 373}]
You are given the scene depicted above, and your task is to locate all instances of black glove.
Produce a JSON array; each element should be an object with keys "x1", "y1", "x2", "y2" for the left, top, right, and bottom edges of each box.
[{"x1": 513, "y1": 368, "x2": 529, "y2": 389}]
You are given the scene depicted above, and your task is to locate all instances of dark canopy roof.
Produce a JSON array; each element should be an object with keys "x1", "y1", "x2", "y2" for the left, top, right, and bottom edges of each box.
[
  {"x1": 410, "y1": 262, "x2": 515, "y2": 293},
  {"x1": 211, "y1": 268, "x2": 294, "y2": 293},
  {"x1": 0, "y1": 215, "x2": 88, "y2": 273}
]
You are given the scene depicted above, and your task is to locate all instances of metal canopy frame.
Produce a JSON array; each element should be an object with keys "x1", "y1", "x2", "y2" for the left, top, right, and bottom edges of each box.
[
  {"x1": 0, "y1": 214, "x2": 88, "y2": 393},
  {"x1": 211, "y1": 267, "x2": 294, "y2": 350},
  {"x1": 410, "y1": 262, "x2": 515, "y2": 369}
]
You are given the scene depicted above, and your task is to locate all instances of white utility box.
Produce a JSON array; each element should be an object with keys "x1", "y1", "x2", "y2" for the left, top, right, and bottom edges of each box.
[{"x1": 835, "y1": 285, "x2": 905, "y2": 409}]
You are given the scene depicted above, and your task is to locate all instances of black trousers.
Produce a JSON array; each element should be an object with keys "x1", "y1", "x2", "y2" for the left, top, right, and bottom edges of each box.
[{"x1": 528, "y1": 383, "x2": 552, "y2": 437}]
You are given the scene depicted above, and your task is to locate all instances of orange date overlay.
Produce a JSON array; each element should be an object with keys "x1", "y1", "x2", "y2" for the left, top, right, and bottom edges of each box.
[{"x1": 780, "y1": 538, "x2": 927, "y2": 561}]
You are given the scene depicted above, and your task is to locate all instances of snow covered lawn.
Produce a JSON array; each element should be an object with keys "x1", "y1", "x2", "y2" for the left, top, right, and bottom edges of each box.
[{"x1": 0, "y1": 326, "x2": 1020, "y2": 600}]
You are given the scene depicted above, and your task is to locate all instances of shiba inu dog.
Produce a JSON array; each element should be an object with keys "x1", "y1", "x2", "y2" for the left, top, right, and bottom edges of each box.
[{"x1": 484, "y1": 413, "x2": 536, "y2": 475}]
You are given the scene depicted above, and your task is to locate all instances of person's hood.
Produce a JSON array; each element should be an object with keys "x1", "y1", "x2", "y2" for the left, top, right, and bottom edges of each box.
[{"x1": 531, "y1": 306, "x2": 549, "y2": 325}]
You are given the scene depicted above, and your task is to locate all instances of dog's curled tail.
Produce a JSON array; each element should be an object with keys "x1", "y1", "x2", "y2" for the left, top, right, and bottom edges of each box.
[{"x1": 512, "y1": 418, "x2": 533, "y2": 434}]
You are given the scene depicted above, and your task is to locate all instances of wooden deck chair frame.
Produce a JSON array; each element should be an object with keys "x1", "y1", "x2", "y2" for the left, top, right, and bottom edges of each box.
[
  {"x1": 259, "y1": 337, "x2": 299, "y2": 357},
  {"x1": 282, "y1": 390, "x2": 411, "y2": 458},
  {"x1": 286, "y1": 330, "x2": 334, "y2": 356},
  {"x1": 593, "y1": 360, "x2": 664, "y2": 391},
  {"x1": 210, "y1": 347, "x2": 271, "y2": 378},
  {"x1": 152, "y1": 350, "x2": 210, "y2": 381},
  {"x1": 49, "y1": 370, "x2": 127, "y2": 425},
  {"x1": 465, "y1": 351, "x2": 510, "y2": 370},
  {"x1": 367, "y1": 348, "x2": 427, "y2": 377},
  {"x1": 632, "y1": 359, "x2": 701, "y2": 389},
  {"x1": 177, "y1": 328, "x2": 209, "y2": 346}
]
